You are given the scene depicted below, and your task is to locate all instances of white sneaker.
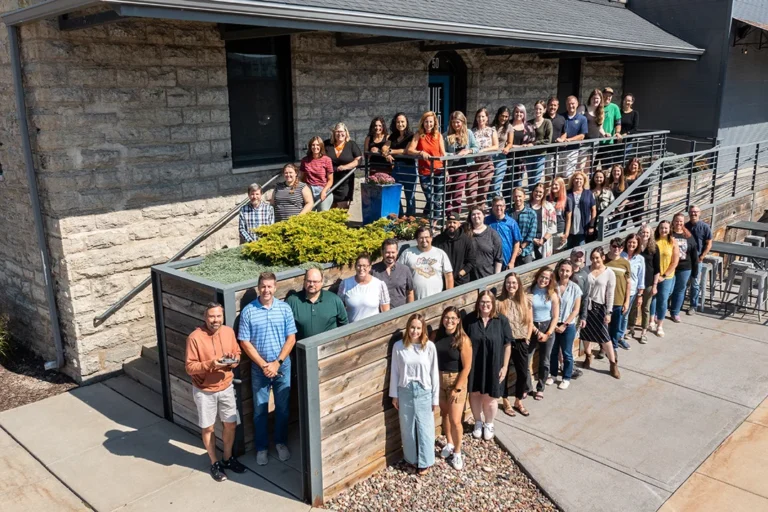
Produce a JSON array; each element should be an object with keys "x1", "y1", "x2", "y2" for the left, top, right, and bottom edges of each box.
[
  {"x1": 275, "y1": 443, "x2": 291, "y2": 462},
  {"x1": 483, "y1": 423, "x2": 495, "y2": 441},
  {"x1": 256, "y1": 450, "x2": 268, "y2": 466},
  {"x1": 449, "y1": 452, "x2": 464, "y2": 471},
  {"x1": 472, "y1": 421, "x2": 483, "y2": 439},
  {"x1": 656, "y1": 327, "x2": 665, "y2": 338},
  {"x1": 556, "y1": 376, "x2": 563, "y2": 383},
  {"x1": 545, "y1": 377, "x2": 555, "y2": 386},
  {"x1": 440, "y1": 443, "x2": 454, "y2": 458},
  {"x1": 558, "y1": 380, "x2": 570, "y2": 390},
  {"x1": 649, "y1": 321, "x2": 657, "y2": 333}
]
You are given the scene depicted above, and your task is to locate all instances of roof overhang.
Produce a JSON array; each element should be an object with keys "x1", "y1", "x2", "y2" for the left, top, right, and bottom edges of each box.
[
  {"x1": 735, "y1": 16, "x2": 768, "y2": 32},
  {"x1": 3, "y1": 0, "x2": 705, "y2": 61}
]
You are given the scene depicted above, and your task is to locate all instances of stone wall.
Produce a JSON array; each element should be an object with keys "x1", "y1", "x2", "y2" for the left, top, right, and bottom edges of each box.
[
  {"x1": 580, "y1": 59, "x2": 624, "y2": 109},
  {"x1": 0, "y1": 0, "x2": 56, "y2": 361}
]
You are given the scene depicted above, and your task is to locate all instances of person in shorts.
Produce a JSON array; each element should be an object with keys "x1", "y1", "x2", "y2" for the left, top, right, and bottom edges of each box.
[{"x1": 185, "y1": 302, "x2": 246, "y2": 482}]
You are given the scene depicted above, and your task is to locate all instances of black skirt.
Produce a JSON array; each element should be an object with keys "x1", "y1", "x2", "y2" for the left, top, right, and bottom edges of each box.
[
  {"x1": 583, "y1": 302, "x2": 611, "y2": 344},
  {"x1": 332, "y1": 170, "x2": 355, "y2": 203}
]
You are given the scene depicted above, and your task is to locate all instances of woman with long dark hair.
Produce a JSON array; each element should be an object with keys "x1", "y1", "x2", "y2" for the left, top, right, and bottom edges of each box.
[
  {"x1": 390, "y1": 314, "x2": 439, "y2": 475},
  {"x1": 364, "y1": 116, "x2": 391, "y2": 174},
  {"x1": 466, "y1": 205, "x2": 503, "y2": 280},
  {"x1": 498, "y1": 273, "x2": 533, "y2": 417},
  {"x1": 432, "y1": 306, "x2": 473, "y2": 470},
  {"x1": 624, "y1": 158, "x2": 645, "y2": 225},
  {"x1": 548, "y1": 177, "x2": 568, "y2": 249},
  {"x1": 669, "y1": 213, "x2": 699, "y2": 323},
  {"x1": 464, "y1": 290, "x2": 512, "y2": 441},
  {"x1": 300, "y1": 136, "x2": 334, "y2": 211},
  {"x1": 527, "y1": 266, "x2": 560, "y2": 400},
  {"x1": 527, "y1": 100, "x2": 553, "y2": 189},
  {"x1": 385, "y1": 113, "x2": 416, "y2": 216},
  {"x1": 548, "y1": 259, "x2": 582, "y2": 390},
  {"x1": 628, "y1": 224, "x2": 659, "y2": 344},
  {"x1": 491, "y1": 106, "x2": 511, "y2": 198},
  {"x1": 581, "y1": 247, "x2": 621, "y2": 379},
  {"x1": 563, "y1": 171, "x2": 596, "y2": 248},
  {"x1": 650, "y1": 220, "x2": 680, "y2": 338},
  {"x1": 469, "y1": 108, "x2": 499, "y2": 210},
  {"x1": 271, "y1": 163, "x2": 314, "y2": 222}
]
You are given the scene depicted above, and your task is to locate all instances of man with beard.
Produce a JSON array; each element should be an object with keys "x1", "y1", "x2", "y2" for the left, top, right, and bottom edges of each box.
[
  {"x1": 434, "y1": 213, "x2": 476, "y2": 287},
  {"x1": 398, "y1": 226, "x2": 454, "y2": 300},
  {"x1": 371, "y1": 238, "x2": 414, "y2": 308},
  {"x1": 286, "y1": 268, "x2": 348, "y2": 340}
]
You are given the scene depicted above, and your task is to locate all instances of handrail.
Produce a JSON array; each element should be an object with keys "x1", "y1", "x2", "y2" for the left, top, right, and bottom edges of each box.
[{"x1": 93, "y1": 170, "x2": 283, "y2": 326}]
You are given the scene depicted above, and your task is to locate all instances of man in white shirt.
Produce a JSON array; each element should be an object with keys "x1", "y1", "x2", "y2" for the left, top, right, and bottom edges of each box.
[{"x1": 398, "y1": 226, "x2": 454, "y2": 300}]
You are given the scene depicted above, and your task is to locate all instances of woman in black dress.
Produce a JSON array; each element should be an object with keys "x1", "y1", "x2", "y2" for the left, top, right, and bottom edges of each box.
[
  {"x1": 466, "y1": 206, "x2": 503, "y2": 280},
  {"x1": 325, "y1": 122, "x2": 362, "y2": 210},
  {"x1": 384, "y1": 113, "x2": 416, "y2": 216},
  {"x1": 364, "y1": 116, "x2": 391, "y2": 174},
  {"x1": 464, "y1": 290, "x2": 512, "y2": 442}
]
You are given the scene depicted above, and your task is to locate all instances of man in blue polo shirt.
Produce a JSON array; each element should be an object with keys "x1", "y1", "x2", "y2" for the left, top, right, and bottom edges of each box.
[
  {"x1": 556, "y1": 95, "x2": 588, "y2": 177},
  {"x1": 684, "y1": 205, "x2": 713, "y2": 315},
  {"x1": 485, "y1": 196, "x2": 522, "y2": 270},
  {"x1": 238, "y1": 272, "x2": 297, "y2": 466}
]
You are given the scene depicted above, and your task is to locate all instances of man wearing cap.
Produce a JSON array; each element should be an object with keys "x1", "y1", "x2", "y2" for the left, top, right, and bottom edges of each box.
[
  {"x1": 600, "y1": 87, "x2": 623, "y2": 167},
  {"x1": 434, "y1": 213, "x2": 476, "y2": 287}
]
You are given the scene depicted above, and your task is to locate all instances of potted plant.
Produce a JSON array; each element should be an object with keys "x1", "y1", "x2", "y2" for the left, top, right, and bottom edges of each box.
[{"x1": 361, "y1": 173, "x2": 403, "y2": 225}]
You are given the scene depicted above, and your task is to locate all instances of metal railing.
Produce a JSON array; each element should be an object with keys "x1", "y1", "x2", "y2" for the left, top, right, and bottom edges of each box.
[
  {"x1": 598, "y1": 140, "x2": 768, "y2": 239},
  {"x1": 365, "y1": 130, "x2": 668, "y2": 229}
]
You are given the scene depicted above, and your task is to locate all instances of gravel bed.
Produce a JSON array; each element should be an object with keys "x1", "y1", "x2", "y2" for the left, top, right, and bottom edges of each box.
[{"x1": 326, "y1": 433, "x2": 557, "y2": 512}]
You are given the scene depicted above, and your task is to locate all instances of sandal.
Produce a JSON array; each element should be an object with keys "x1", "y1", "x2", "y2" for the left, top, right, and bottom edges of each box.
[
  {"x1": 513, "y1": 404, "x2": 530, "y2": 416},
  {"x1": 534, "y1": 392, "x2": 544, "y2": 401},
  {"x1": 502, "y1": 398, "x2": 516, "y2": 417}
]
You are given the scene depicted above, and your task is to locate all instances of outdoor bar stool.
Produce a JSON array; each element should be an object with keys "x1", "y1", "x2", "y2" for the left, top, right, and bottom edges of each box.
[
  {"x1": 737, "y1": 269, "x2": 768, "y2": 321},
  {"x1": 744, "y1": 235, "x2": 766, "y2": 248},
  {"x1": 731, "y1": 241, "x2": 752, "y2": 262},
  {"x1": 697, "y1": 262, "x2": 714, "y2": 311},
  {"x1": 724, "y1": 260, "x2": 754, "y2": 300},
  {"x1": 703, "y1": 254, "x2": 724, "y2": 294}
]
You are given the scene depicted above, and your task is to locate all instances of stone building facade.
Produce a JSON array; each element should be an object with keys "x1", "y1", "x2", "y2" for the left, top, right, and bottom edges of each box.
[{"x1": 0, "y1": 9, "x2": 626, "y2": 381}]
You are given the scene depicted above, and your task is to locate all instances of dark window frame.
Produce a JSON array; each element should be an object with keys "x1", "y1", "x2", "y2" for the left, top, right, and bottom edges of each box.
[{"x1": 225, "y1": 35, "x2": 295, "y2": 168}]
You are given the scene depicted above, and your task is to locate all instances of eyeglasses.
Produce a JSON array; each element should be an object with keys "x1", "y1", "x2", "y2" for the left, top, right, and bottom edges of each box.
[{"x1": 305, "y1": 280, "x2": 322, "y2": 284}]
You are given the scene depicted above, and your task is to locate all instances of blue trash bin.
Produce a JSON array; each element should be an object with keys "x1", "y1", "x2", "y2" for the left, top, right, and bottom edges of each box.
[{"x1": 361, "y1": 183, "x2": 403, "y2": 225}]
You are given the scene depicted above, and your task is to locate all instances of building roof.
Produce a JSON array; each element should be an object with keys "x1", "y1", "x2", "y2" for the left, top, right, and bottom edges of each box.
[{"x1": 3, "y1": 0, "x2": 704, "y2": 59}]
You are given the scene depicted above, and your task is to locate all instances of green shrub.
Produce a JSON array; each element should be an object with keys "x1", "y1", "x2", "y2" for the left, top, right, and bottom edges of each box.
[
  {"x1": 243, "y1": 209, "x2": 390, "y2": 266},
  {"x1": 0, "y1": 314, "x2": 11, "y2": 362},
  {"x1": 185, "y1": 247, "x2": 322, "y2": 285}
]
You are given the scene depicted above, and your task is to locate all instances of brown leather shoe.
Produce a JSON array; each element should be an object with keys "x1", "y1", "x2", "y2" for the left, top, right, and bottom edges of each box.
[
  {"x1": 610, "y1": 362, "x2": 621, "y2": 379},
  {"x1": 583, "y1": 353, "x2": 592, "y2": 369}
]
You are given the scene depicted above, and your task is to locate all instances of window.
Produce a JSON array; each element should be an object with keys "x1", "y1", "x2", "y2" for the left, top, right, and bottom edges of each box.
[{"x1": 226, "y1": 36, "x2": 294, "y2": 168}]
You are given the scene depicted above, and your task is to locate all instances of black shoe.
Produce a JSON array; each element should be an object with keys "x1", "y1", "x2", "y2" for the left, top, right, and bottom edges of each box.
[
  {"x1": 571, "y1": 368, "x2": 584, "y2": 380},
  {"x1": 595, "y1": 351, "x2": 605, "y2": 360},
  {"x1": 222, "y1": 456, "x2": 247, "y2": 474},
  {"x1": 210, "y1": 461, "x2": 228, "y2": 482}
]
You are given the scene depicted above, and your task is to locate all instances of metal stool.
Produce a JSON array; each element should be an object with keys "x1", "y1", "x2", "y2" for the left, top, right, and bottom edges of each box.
[
  {"x1": 744, "y1": 235, "x2": 766, "y2": 248},
  {"x1": 732, "y1": 241, "x2": 751, "y2": 261},
  {"x1": 698, "y1": 262, "x2": 714, "y2": 311},
  {"x1": 703, "y1": 255, "x2": 724, "y2": 294},
  {"x1": 724, "y1": 260, "x2": 754, "y2": 300},
  {"x1": 737, "y1": 269, "x2": 768, "y2": 321}
]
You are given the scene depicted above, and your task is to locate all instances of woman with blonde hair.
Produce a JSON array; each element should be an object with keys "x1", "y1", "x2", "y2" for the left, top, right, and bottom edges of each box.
[
  {"x1": 463, "y1": 290, "x2": 512, "y2": 441},
  {"x1": 407, "y1": 111, "x2": 446, "y2": 218},
  {"x1": 498, "y1": 273, "x2": 533, "y2": 417},
  {"x1": 650, "y1": 220, "x2": 680, "y2": 338},
  {"x1": 390, "y1": 313, "x2": 439, "y2": 475},
  {"x1": 528, "y1": 183, "x2": 558, "y2": 259},
  {"x1": 629, "y1": 224, "x2": 659, "y2": 343},
  {"x1": 504, "y1": 104, "x2": 536, "y2": 189},
  {"x1": 469, "y1": 107, "x2": 499, "y2": 210},
  {"x1": 432, "y1": 306, "x2": 473, "y2": 470},
  {"x1": 548, "y1": 177, "x2": 568, "y2": 249},
  {"x1": 300, "y1": 136, "x2": 334, "y2": 211},
  {"x1": 563, "y1": 171, "x2": 596, "y2": 248},
  {"x1": 325, "y1": 122, "x2": 362, "y2": 210},
  {"x1": 443, "y1": 111, "x2": 479, "y2": 215}
]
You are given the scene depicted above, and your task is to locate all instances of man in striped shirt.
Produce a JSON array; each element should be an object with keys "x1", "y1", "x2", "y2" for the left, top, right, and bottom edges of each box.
[{"x1": 238, "y1": 183, "x2": 274, "y2": 243}]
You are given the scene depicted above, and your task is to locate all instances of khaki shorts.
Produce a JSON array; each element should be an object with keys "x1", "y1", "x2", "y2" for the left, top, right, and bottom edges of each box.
[
  {"x1": 192, "y1": 384, "x2": 239, "y2": 429},
  {"x1": 439, "y1": 372, "x2": 467, "y2": 405}
]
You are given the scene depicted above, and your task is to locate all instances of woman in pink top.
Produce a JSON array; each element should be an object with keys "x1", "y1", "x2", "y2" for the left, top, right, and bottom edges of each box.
[{"x1": 300, "y1": 136, "x2": 334, "y2": 211}]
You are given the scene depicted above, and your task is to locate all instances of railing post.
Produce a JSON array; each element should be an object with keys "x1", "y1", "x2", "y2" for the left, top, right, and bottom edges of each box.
[
  {"x1": 430, "y1": 159, "x2": 436, "y2": 229},
  {"x1": 364, "y1": 154, "x2": 370, "y2": 181},
  {"x1": 656, "y1": 161, "x2": 665, "y2": 222},
  {"x1": 509, "y1": 152, "x2": 517, "y2": 205},
  {"x1": 753, "y1": 143, "x2": 760, "y2": 192},
  {"x1": 686, "y1": 154, "x2": 694, "y2": 209},
  {"x1": 732, "y1": 147, "x2": 740, "y2": 198},
  {"x1": 710, "y1": 148, "x2": 718, "y2": 205},
  {"x1": 590, "y1": 141, "x2": 598, "y2": 175}
]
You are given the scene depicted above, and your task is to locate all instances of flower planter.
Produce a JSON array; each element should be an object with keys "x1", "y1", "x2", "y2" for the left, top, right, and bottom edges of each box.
[{"x1": 361, "y1": 182, "x2": 403, "y2": 225}]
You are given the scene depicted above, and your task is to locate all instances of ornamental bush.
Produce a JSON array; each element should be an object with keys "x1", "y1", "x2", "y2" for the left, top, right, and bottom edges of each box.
[
  {"x1": 386, "y1": 214, "x2": 429, "y2": 240},
  {"x1": 242, "y1": 209, "x2": 390, "y2": 266}
]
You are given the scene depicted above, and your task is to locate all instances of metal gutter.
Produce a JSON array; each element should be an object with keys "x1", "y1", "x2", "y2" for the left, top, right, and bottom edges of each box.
[
  {"x1": 713, "y1": 1, "x2": 736, "y2": 141},
  {"x1": 7, "y1": 25, "x2": 66, "y2": 370},
  {"x1": 1, "y1": 0, "x2": 97, "y2": 25}
]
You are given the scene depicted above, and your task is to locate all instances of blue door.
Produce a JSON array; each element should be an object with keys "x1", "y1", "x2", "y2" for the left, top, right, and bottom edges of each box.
[{"x1": 429, "y1": 74, "x2": 451, "y2": 132}]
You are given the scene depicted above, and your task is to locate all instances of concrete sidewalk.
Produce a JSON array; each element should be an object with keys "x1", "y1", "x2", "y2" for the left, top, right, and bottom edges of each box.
[
  {"x1": 494, "y1": 311, "x2": 768, "y2": 512},
  {"x1": 0, "y1": 383, "x2": 314, "y2": 512}
]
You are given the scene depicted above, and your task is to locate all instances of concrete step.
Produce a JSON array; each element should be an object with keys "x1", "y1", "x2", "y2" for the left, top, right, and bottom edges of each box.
[
  {"x1": 103, "y1": 375, "x2": 164, "y2": 417},
  {"x1": 123, "y1": 356, "x2": 161, "y2": 395},
  {"x1": 141, "y1": 344, "x2": 159, "y2": 364}
]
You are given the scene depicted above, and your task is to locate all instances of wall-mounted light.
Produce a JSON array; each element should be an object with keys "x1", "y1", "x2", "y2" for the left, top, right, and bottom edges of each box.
[{"x1": 742, "y1": 47, "x2": 749, "y2": 55}]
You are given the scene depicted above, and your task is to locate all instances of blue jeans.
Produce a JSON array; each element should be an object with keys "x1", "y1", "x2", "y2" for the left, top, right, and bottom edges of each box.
[
  {"x1": 550, "y1": 323, "x2": 576, "y2": 380},
  {"x1": 418, "y1": 173, "x2": 445, "y2": 220},
  {"x1": 608, "y1": 305, "x2": 624, "y2": 350},
  {"x1": 251, "y1": 359, "x2": 291, "y2": 452},
  {"x1": 670, "y1": 269, "x2": 692, "y2": 317},
  {"x1": 619, "y1": 293, "x2": 637, "y2": 339},
  {"x1": 528, "y1": 154, "x2": 546, "y2": 192},
  {"x1": 392, "y1": 162, "x2": 417, "y2": 217},
  {"x1": 397, "y1": 381, "x2": 435, "y2": 469},
  {"x1": 491, "y1": 156, "x2": 507, "y2": 200},
  {"x1": 651, "y1": 276, "x2": 676, "y2": 321},
  {"x1": 689, "y1": 261, "x2": 703, "y2": 309}
]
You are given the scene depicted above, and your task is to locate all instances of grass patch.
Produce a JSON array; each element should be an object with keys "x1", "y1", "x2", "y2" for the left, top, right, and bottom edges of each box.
[
  {"x1": 0, "y1": 314, "x2": 10, "y2": 362},
  {"x1": 185, "y1": 247, "x2": 324, "y2": 285}
]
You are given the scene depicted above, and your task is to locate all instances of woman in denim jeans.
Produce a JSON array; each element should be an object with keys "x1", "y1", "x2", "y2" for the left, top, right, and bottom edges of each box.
[
  {"x1": 385, "y1": 113, "x2": 416, "y2": 216},
  {"x1": 669, "y1": 213, "x2": 699, "y2": 323},
  {"x1": 407, "y1": 111, "x2": 445, "y2": 219},
  {"x1": 443, "y1": 111, "x2": 479, "y2": 216},
  {"x1": 491, "y1": 106, "x2": 511, "y2": 199},
  {"x1": 650, "y1": 221, "x2": 680, "y2": 338},
  {"x1": 526, "y1": 100, "x2": 553, "y2": 192},
  {"x1": 548, "y1": 259, "x2": 582, "y2": 390}
]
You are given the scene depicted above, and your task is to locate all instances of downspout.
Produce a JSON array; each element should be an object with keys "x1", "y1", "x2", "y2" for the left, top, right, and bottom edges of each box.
[{"x1": 7, "y1": 24, "x2": 66, "y2": 370}]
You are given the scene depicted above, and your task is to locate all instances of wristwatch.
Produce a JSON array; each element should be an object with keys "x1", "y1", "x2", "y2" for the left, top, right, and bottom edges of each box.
[{"x1": 278, "y1": 358, "x2": 284, "y2": 365}]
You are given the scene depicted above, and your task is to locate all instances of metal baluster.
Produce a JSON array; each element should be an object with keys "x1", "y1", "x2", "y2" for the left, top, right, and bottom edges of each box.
[
  {"x1": 732, "y1": 147, "x2": 740, "y2": 198},
  {"x1": 686, "y1": 153, "x2": 694, "y2": 209}
]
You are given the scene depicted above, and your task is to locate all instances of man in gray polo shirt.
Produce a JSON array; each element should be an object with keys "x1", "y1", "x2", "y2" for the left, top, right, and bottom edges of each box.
[{"x1": 371, "y1": 238, "x2": 414, "y2": 308}]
